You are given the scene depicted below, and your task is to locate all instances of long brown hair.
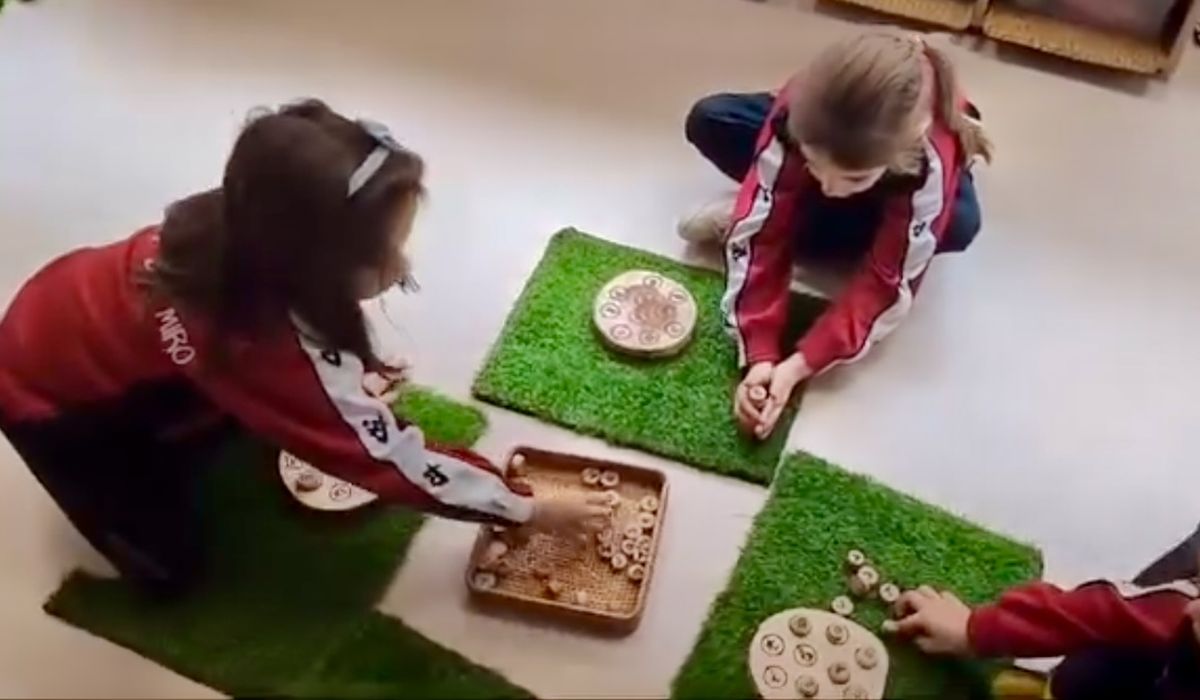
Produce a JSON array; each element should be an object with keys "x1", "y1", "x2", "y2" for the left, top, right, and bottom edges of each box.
[
  {"x1": 143, "y1": 99, "x2": 424, "y2": 368},
  {"x1": 788, "y1": 33, "x2": 994, "y2": 175}
]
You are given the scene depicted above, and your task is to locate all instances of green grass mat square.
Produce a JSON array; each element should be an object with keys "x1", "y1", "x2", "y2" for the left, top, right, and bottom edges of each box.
[
  {"x1": 44, "y1": 389, "x2": 529, "y2": 699},
  {"x1": 672, "y1": 453, "x2": 1043, "y2": 699},
  {"x1": 473, "y1": 229, "x2": 826, "y2": 484}
]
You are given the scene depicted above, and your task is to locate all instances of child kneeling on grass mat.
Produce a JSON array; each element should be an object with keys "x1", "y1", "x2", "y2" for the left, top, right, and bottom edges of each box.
[
  {"x1": 886, "y1": 523, "x2": 1200, "y2": 699},
  {"x1": 0, "y1": 99, "x2": 606, "y2": 597},
  {"x1": 680, "y1": 33, "x2": 990, "y2": 439}
]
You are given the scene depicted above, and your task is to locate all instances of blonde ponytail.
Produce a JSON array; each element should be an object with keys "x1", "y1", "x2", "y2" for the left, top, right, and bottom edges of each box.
[{"x1": 924, "y1": 45, "x2": 994, "y2": 164}]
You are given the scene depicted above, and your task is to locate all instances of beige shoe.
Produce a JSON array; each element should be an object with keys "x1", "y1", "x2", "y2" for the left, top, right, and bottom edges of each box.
[{"x1": 677, "y1": 193, "x2": 736, "y2": 243}]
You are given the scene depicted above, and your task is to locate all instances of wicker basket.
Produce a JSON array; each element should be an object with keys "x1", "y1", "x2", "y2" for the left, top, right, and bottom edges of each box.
[{"x1": 464, "y1": 446, "x2": 669, "y2": 634}]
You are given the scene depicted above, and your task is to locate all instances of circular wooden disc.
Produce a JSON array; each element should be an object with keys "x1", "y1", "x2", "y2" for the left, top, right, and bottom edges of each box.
[
  {"x1": 277, "y1": 450, "x2": 378, "y2": 512},
  {"x1": 748, "y1": 607, "x2": 889, "y2": 699},
  {"x1": 593, "y1": 270, "x2": 697, "y2": 358}
]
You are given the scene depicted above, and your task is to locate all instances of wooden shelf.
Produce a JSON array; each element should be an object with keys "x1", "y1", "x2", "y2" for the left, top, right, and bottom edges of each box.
[
  {"x1": 983, "y1": 5, "x2": 1175, "y2": 75},
  {"x1": 833, "y1": 0, "x2": 976, "y2": 30}
]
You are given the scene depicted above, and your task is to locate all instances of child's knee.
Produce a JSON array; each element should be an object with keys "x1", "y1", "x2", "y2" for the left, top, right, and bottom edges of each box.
[{"x1": 684, "y1": 94, "x2": 727, "y2": 148}]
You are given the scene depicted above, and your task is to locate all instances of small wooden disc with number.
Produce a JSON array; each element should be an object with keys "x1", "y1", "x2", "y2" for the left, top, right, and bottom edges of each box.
[
  {"x1": 278, "y1": 450, "x2": 378, "y2": 512},
  {"x1": 749, "y1": 607, "x2": 889, "y2": 700},
  {"x1": 593, "y1": 270, "x2": 697, "y2": 358}
]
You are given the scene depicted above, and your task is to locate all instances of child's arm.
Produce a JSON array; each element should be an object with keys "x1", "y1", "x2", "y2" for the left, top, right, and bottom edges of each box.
[
  {"x1": 720, "y1": 89, "x2": 807, "y2": 369},
  {"x1": 188, "y1": 326, "x2": 535, "y2": 527},
  {"x1": 888, "y1": 579, "x2": 1199, "y2": 659},
  {"x1": 793, "y1": 140, "x2": 956, "y2": 375},
  {"x1": 970, "y1": 579, "x2": 1199, "y2": 658}
]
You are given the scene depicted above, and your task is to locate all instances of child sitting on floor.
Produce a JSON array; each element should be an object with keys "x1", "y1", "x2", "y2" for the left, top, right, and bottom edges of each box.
[
  {"x1": 680, "y1": 33, "x2": 991, "y2": 439},
  {"x1": 0, "y1": 99, "x2": 605, "y2": 596},
  {"x1": 886, "y1": 523, "x2": 1200, "y2": 699}
]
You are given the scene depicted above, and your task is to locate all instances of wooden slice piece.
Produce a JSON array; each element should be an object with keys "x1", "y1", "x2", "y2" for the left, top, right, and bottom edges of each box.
[
  {"x1": 749, "y1": 607, "x2": 888, "y2": 700},
  {"x1": 278, "y1": 450, "x2": 378, "y2": 512},
  {"x1": 593, "y1": 270, "x2": 698, "y2": 358}
]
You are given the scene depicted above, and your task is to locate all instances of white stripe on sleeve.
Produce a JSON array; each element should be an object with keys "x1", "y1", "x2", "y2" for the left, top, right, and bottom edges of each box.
[
  {"x1": 293, "y1": 329, "x2": 533, "y2": 523},
  {"x1": 720, "y1": 136, "x2": 786, "y2": 367},
  {"x1": 825, "y1": 137, "x2": 945, "y2": 370}
]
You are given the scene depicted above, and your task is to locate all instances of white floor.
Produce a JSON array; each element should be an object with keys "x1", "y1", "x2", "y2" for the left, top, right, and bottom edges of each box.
[{"x1": 2, "y1": 0, "x2": 1200, "y2": 696}]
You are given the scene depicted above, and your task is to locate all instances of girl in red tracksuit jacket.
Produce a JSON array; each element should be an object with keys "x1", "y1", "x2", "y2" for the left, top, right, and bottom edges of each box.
[
  {"x1": 886, "y1": 523, "x2": 1200, "y2": 699},
  {"x1": 679, "y1": 33, "x2": 992, "y2": 439},
  {"x1": 0, "y1": 99, "x2": 603, "y2": 596}
]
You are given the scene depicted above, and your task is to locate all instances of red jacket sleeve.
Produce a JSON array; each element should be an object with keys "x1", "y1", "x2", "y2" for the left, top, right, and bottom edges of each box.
[
  {"x1": 720, "y1": 88, "x2": 807, "y2": 368},
  {"x1": 159, "y1": 307, "x2": 533, "y2": 527},
  {"x1": 968, "y1": 579, "x2": 1199, "y2": 659},
  {"x1": 797, "y1": 136, "x2": 959, "y2": 374}
]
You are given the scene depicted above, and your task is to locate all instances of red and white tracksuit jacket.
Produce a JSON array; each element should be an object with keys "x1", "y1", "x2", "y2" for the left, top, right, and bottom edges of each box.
[
  {"x1": 722, "y1": 84, "x2": 966, "y2": 372},
  {"x1": 969, "y1": 577, "x2": 1200, "y2": 658},
  {"x1": 0, "y1": 227, "x2": 534, "y2": 526}
]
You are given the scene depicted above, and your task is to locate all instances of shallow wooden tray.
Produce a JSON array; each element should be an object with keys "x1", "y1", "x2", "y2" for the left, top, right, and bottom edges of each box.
[
  {"x1": 464, "y1": 446, "x2": 669, "y2": 635},
  {"x1": 830, "y1": 0, "x2": 977, "y2": 30}
]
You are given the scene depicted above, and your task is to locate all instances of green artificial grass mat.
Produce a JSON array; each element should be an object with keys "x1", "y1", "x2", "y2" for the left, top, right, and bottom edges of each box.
[
  {"x1": 672, "y1": 453, "x2": 1044, "y2": 699},
  {"x1": 473, "y1": 229, "x2": 826, "y2": 485},
  {"x1": 44, "y1": 389, "x2": 529, "y2": 699}
]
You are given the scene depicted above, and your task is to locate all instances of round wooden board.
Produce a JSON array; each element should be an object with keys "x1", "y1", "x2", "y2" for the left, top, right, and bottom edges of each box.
[
  {"x1": 277, "y1": 450, "x2": 378, "y2": 512},
  {"x1": 593, "y1": 270, "x2": 697, "y2": 358},
  {"x1": 748, "y1": 607, "x2": 889, "y2": 699}
]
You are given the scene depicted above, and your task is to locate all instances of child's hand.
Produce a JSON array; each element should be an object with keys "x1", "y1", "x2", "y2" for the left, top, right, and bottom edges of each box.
[
  {"x1": 735, "y1": 362, "x2": 775, "y2": 434},
  {"x1": 882, "y1": 586, "x2": 973, "y2": 656},
  {"x1": 526, "y1": 492, "x2": 610, "y2": 537},
  {"x1": 753, "y1": 354, "x2": 812, "y2": 440}
]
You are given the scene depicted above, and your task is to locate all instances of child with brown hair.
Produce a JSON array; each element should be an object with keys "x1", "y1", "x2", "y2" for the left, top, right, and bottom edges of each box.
[
  {"x1": 681, "y1": 33, "x2": 991, "y2": 439},
  {"x1": 0, "y1": 99, "x2": 605, "y2": 596}
]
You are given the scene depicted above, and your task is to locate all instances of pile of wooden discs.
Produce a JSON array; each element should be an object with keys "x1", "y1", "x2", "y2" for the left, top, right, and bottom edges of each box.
[
  {"x1": 582, "y1": 466, "x2": 659, "y2": 588},
  {"x1": 828, "y1": 549, "x2": 904, "y2": 620}
]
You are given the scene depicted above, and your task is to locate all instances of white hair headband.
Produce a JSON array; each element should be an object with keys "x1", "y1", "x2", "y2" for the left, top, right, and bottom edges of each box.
[{"x1": 347, "y1": 118, "x2": 402, "y2": 198}]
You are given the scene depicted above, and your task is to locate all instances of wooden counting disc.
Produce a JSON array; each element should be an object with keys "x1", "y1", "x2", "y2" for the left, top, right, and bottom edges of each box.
[
  {"x1": 636, "y1": 512, "x2": 657, "y2": 530},
  {"x1": 828, "y1": 661, "x2": 851, "y2": 685},
  {"x1": 749, "y1": 608, "x2": 889, "y2": 700},
  {"x1": 849, "y1": 566, "x2": 880, "y2": 597},
  {"x1": 878, "y1": 583, "x2": 901, "y2": 605},
  {"x1": 599, "y1": 470, "x2": 621, "y2": 488},
  {"x1": 845, "y1": 549, "x2": 867, "y2": 571},
  {"x1": 610, "y1": 552, "x2": 629, "y2": 571},
  {"x1": 597, "y1": 542, "x2": 616, "y2": 560},
  {"x1": 295, "y1": 470, "x2": 323, "y2": 493},
  {"x1": 593, "y1": 270, "x2": 698, "y2": 358},
  {"x1": 826, "y1": 622, "x2": 850, "y2": 646},
  {"x1": 581, "y1": 467, "x2": 602, "y2": 486},
  {"x1": 623, "y1": 524, "x2": 644, "y2": 540},
  {"x1": 601, "y1": 490, "x2": 622, "y2": 508},
  {"x1": 638, "y1": 495, "x2": 659, "y2": 513},
  {"x1": 597, "y1": 527, "x2": 616, "y2": 545},
  {"x1": 788, "y1": 614, "x2": 812, "y2": 638},
  {"x1": 471, "y1": 571, "x2": 498, "y2": 591},
  {"x1": 620, "y1": 538, "x2": 639, "y2": 557},
  {"x1": 748, "y1": 385, "x2": 768, "y2": 403},
  {"x1": 278, "y1": 450, "x2": 378, "y2": 512},
  {"x1": 831, "y1": 595, "x2": 855, "y2": 617},
  {"x1": 795, "y1": 674, "x2": 820, "y2": 698},
  {"x1": 854, "y1": 646, "x2": 879, "y2": 670},
  {"x1": 627, "y1": 563, "x2": 646, "y2": 581}
]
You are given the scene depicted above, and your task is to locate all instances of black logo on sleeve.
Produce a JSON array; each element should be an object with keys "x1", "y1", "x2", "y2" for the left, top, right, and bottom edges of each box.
[
  {"x1": 320, "y1": 350, "x2": 342, "y2": 366},
  {"x1": 423, "y1": 462, "x2": 449, "y2": 488},
  {"x1": 730, "y1": 241, "x2": 749, "y2": 262},
  {"x1": 362, "y1": 415, "x2": 389, "y2": 444},
  {"x1": 757, "y1": 184, "x2": 771, "y2": 205}
]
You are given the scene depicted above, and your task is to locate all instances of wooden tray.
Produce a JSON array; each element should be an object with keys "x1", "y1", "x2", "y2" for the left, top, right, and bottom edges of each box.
[
  {"x1": 984, "y1": 4, "x2": 1176, "y2": 75},
  {"x1": 830, "y1": 0, "x2": 977, "y2": 30},
  {"x1": 464, "y1": 447, "x2": 669, "y2": 634}
]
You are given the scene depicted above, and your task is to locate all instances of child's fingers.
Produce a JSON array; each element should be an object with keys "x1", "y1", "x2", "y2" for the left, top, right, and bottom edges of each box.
[
  {"x1": 736, "y1": 385, "x2": 764, "y2": 420},
  {"x1": 756, "y1": 400, "x2": 784, "y2": 439},
  {"x1": 895, "y1": 590, "x2": 932, "y2": 617}
]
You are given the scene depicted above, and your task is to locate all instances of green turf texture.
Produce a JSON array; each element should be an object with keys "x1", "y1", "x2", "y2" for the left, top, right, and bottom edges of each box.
[
  {"x1": 473, "y1": 229, "x2": 826, "y2": 485},
  {"x1": 44, "y1": 389, "x2": 529, "y2": 699},
  {"x1": 672, "y1": 453, "x2": 1043, "y2": 699}
]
